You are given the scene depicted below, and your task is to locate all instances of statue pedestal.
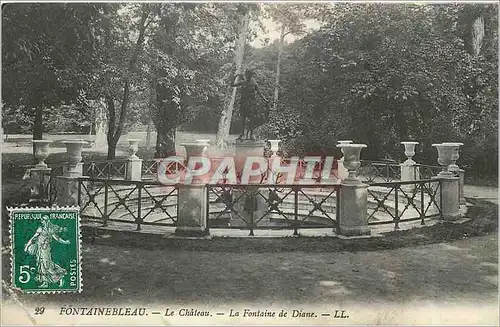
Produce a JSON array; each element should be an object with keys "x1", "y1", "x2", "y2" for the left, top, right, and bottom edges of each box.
[
  {"x1": 126, "y1": 158, "x2": 143, "y2": 181},
  {"x1": 433, "y1": 174, "x2": 461, "y2": 221},
  {"x1": 338, "y1": 181, "x2": 371, "y2": 236},
  {"x1": 231, "y1": 140, "x2": 266, "y2": 231},
  {"x1": 400, "y1": 160, "x2": 419, "y2": 193},
  {"x1": 175, "y1": 184, "x2": 209, "y2": 237}
]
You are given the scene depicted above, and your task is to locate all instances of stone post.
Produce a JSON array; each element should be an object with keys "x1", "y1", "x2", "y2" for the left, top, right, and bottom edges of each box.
[
  {"x1": 442, "y1": 142, "x2": 466, "y2": 205},
  {"x1": 336, "y1": 143, "x2": 370, "y2": 236},
  {"x1": 232, "y1": 140, "x2": 267, "y2": 232},
  {"x1": 57, "y1": 140, "x2": 87, "y2": 206},
  {"x1": 400, "y1": 141, "x2": 419, "y2": 192},
  {"x1": 175, "y1": 140, "x2": 211, "y2": 236},
  {"x1": 336, "y1": 140, "x2": 353, "y2": 181},
  {"x1": 432, "y1": 143, "x2": 461, "y2": 221},
  {"x1": 126, "y1": 139, "x2": 143, "y2": 181},
  {"x1": 27, "y1": 140, "x2": 53, "y2": 203}
]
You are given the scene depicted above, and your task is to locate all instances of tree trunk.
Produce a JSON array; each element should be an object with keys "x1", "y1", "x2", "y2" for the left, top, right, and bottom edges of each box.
[
  {"x1": 33, "y1": 106, "x2": 43, "y2": 140},
  {"x1": 215, "y1": 11, "x2": 250, "y2": 148},
  {"x1": 32, "y1": 105, "x2": 43, "y2": 163},
  {"x1": 471, "y1": 15, "x2": 484, "y2": 56},
  {"x1": 146, "y1": 116, "x2": 152, "y2": 151},
  {"x1": 273, "y1": 25, "x2": 286, "y2": 113},
  {"x1": 106, "y1": 96, "x2": 117, "y2": 160},
  {"x1": 154, "y1": 128, "x2": 176, "y2": 158},
  {"x1": 105, "y1": 8, "x2": 150, "y2": 160}
]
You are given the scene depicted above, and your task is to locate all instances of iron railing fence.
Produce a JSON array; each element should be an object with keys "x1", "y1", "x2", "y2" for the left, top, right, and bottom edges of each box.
[
  {"x1": 206, "y1": 183, "x2": 341, "y2": 236},
  {"x1": 141, "y1": 159, "x2": 188, "y2": 179},
  {"x1": 417, "y1": 164, "x2": 444, "y2": 180},
  {"x1": 53, "y1": 176, "x2": 447, "y2": 234},
  {"x1": 77, "y1": 177, "x2": 178, "y2": 230},
  {"x1": 367, "y1": 179, "x2": 442, "y2": 229},
  {"x1": 83, "y1": 160, "x2": 128, "y2": 179},
  {"x1": 357, "y1": 160, "x2": 401, "y2": 183},
  {"x1": 17, "y1": 158, "x2": 448, "y2": 235}
]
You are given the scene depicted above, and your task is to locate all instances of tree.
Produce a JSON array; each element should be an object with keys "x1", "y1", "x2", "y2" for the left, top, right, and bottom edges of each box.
[
  {"x1": 256, "y1": 3, "x2": 497, "y2": 175},
  {"x1": 2, "y1": 3, "x2": 102, "y2": 158},
  {"x1": 215, "y1": 7, "x2": 251, "y2": 148},
  {"x1": 263, "y1": 3, "x2": 329, "y2": 113},
  {"x1": 80, "y1": 4, "x2": 156, "y2": 159},
  {"x1": 150, "y1": 3, "x2": 240, "y2": 157}
]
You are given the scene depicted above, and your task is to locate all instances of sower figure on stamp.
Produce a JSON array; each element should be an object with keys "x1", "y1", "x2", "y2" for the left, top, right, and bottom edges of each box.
[
  {"x1": 231, "y1": 69, "x2": 270, "y2": 140},
  {"x1": 24, "y1": 215, "x2": 70, "y2": 288}
]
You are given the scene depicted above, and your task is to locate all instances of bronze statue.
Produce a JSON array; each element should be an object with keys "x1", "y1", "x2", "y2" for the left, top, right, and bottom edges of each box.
[{"x1": 231, "y1": 69, "x2": 270, "y2": 140}]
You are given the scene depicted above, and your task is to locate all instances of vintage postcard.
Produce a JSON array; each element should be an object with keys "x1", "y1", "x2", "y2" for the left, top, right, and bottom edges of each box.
[{"x1": 1, "y1": 1, "x2": 498, "y2": 326}]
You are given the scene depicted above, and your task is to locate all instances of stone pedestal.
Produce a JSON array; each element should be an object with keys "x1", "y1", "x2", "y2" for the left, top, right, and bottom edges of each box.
[
  {"x1": 234, "y1": 140, "x2": 266, "y2": 179},
  {"x1": 56, "y1": 176, "x2": 80, "y2": 206},
  {"x1": 175, "y1": 185, "x2": 209, "y2": 236},
  {"x1": 449, "y1": 167, "x2": 466, "y2": 205},
  {"x1": 338, "y1": 181, "x2": 370, "y2": 236},
  {"x1": 232, "y1": 140, "x2": 266, "y2": 229},
  {"x1": 64, "y1": 163, "x2": 83, "y2": 178},
  {"x1": 174, "y1": 141, "x2": 211, "y2": 236},
  {"x1": 434, "y1": 174, "x2": 461, "y2": 221},
  {"x1": 400, "y1": 163, "x2": 416, "y2": 181},
  {"x1": 126, "y1": 158, "x2": 143, "y2": 181},
  {"x1": 400, "y1": 162, "x2": 419, "y2": 192}
]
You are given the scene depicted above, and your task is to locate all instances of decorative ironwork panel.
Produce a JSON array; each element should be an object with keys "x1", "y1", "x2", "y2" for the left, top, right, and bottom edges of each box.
[
  {"x1": 207, "y1": 184, "x2": 340, "y2": 234},
  {"x1": 367, "y1": 179, "x2": 442, "y2": 229},
  {"x1": 83, "y1": 160, "x2": 128, "y2": 179},
  {"x1": 357, "y1": 161, "x2": 401, "y2": 183}
]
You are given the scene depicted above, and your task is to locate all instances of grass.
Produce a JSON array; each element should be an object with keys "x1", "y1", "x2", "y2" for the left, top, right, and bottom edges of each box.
[{"x1": 464, "y1": 175, "x2": 498, "y2": 187}]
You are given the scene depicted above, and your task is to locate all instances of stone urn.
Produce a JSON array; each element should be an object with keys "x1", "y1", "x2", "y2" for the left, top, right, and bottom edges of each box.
[
  {"x1": 401, "y1": 141, "x2": 419, "y2": 165},
  {"x1": 442, "y1": 142, "x2": 463, "y2": 170},
  {"x1": 336, "y1": 143, "x2": 367, "y2": 182},
  {"x1": 183, "y1": 141, "x2": 210, "y2": 158},
  {"x1": 62, "y1": 139, "x2": 87, "y2": 177},
  {"x1": 182, "y1": 141, "x2": 211, "y2": 183},
  {"x1": 268, "y1": 139, "x2": 281, "y2": 156},
  {"x1": 432, "y1": 143, "x2": 456, "y2": 177},
  {"x1": 195, "y1": 139, "x2": 211, "y2": 156},
  {"x1": 128, "y1": 139, "x2": 141, "y2": 159},
  {"x1": 62, "y1": 140, "x2": 87, "y2": 166},
  {"x1": 337, "y1": 140, "x2": 354, "y2": 155},
  {"x1": 33, "y1": 140, "x2": 53, "y2": 168}
]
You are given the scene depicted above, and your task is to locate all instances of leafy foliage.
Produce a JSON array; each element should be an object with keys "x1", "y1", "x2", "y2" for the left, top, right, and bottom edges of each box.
[
  {"x1": 256, "y1": 3, "x2": 497, "y2": 175},
  {"x1": 150, "y1": 3, "x2": 243, "y2": 156},
  {"x1": 2, "y1": 4, "x2": 102, "y2": 137},
  {"x1": 1, "y1": 3, "x2": 497, "y2": 179}
]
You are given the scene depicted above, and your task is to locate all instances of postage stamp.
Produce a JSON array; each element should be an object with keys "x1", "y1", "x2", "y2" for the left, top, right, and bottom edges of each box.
[{"x1": 8, "y1": 206, "x2": 82, "y2": 293}]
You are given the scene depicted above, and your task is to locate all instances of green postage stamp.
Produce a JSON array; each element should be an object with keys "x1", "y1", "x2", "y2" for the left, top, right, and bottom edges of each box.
[{"x1": 9, "y1": 207, "x2": 82, "y2": 293}]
